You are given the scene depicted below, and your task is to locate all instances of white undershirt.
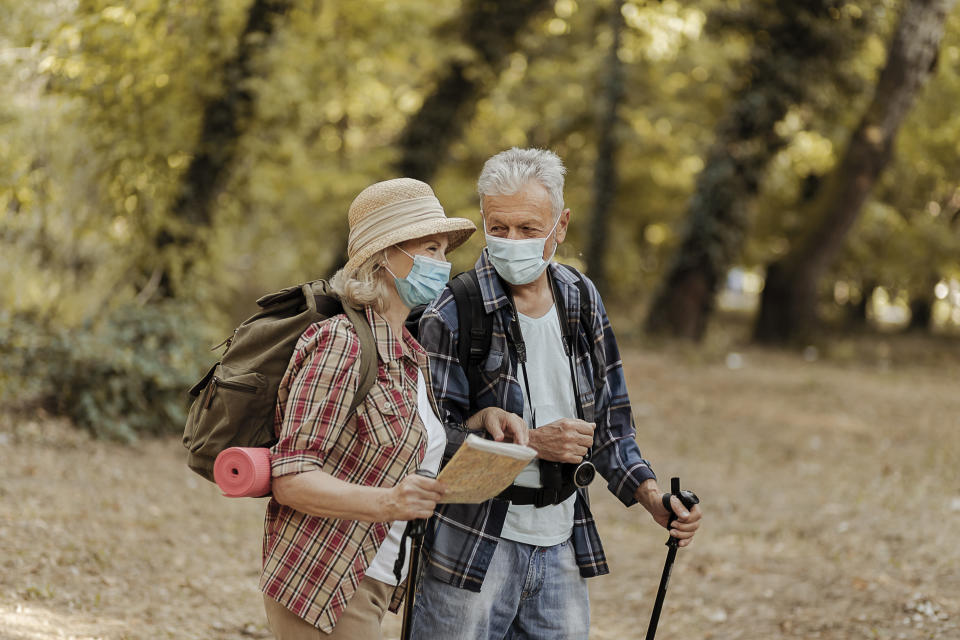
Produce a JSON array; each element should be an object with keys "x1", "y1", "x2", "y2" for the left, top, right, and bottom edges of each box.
[
  {"x1": 364, "y1": 371, "x2": 446, "y2": 585},
  {"x1": 500, "y1": 304, "x2": 577, "y2": 547}
]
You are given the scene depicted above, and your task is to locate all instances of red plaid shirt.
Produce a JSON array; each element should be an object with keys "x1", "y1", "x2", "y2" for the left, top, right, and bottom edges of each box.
[{"x1": 260, "y1": 306, "x2": 430, "y2": 632}]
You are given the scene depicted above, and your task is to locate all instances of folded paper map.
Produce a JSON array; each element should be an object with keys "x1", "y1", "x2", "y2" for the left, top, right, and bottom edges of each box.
[{"x1": 437, "y1": 434, "x2": 538, "y2": 504}]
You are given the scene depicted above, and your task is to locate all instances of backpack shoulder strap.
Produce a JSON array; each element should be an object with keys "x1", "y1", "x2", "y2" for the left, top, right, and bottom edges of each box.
[
  {"x1": 449, "y1": 270, "x2": 491, "y2": 412},
  {"x1": 556, "y1": 264, "x2": 601, "y2": 385},
  {"x1": 342, "y1": 302, "x2": 378, "y2": 417},
  {"x1": 305, "y1": 281, "x2": 377, "y2": 416},
  {"x1": 558, "y1": 263, "x2": 592, "y2": 319}
]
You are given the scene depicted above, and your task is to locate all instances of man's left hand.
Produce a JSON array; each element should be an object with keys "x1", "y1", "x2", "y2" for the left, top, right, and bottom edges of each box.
[
  {"x1": 466, "y1": 407, "x2": 529, "y2": 446},
  {"x1": 635, "y1": 479, "x2": 702, "y2": 547}
]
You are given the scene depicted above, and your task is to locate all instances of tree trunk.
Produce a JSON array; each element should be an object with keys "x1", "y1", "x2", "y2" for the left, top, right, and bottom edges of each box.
[
  {"x1": 908, "y1": 273, "x2": 941, "y2": 332},
  {"x1": 754, "y1": 0, "x2": 956, "y2": 345},
  {"x1": 645, "y1": 1, "x2": 841, "y2": 340},
  {"x1": 152, "y1": 0, "x2": 292, "y2": 299},
  {"x1": 585, "y1": 0, "x2": 625, "y2": 297},
  {"x1": 909, "y1": 293, "x2": 934, "y2": 331},
  {"x1": 394, "y1": 0, "x2": 551, "y2": 182},
  {"x1": 846, "y1": 279, "x2": 876, "y2": 329}
]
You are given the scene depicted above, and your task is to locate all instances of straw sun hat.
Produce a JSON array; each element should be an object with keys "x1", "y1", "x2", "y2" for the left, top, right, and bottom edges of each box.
[{"x1": 343, "y1": 178, "x2": 476, "y2": 275}]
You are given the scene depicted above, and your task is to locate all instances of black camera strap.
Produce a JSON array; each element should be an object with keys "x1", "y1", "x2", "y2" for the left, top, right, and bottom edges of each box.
[
  {"x1": 503, "y1": 270, "x2": 584, "y2": 426},
  {"x1": 497, "y1": 268, "x2": 591, "y2": 507}
]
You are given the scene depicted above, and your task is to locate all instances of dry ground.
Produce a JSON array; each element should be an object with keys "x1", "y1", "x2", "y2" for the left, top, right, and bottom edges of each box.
[{"x1": 2, "y1": 339, "x2": 959, "y2": 640}]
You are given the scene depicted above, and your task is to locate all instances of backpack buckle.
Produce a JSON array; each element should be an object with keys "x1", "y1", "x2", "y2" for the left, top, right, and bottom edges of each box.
[{"x1": 534, "y1": 488, "x2": 559, "y2": 508}]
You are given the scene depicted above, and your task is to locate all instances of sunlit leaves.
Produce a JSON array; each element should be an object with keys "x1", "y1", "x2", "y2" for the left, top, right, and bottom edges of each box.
[{"x1": 2, "y1": 0, "x2": 958, "y2": 330}]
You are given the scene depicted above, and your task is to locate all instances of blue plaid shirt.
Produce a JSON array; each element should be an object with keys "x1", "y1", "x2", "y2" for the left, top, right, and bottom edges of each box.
[{"x1": 417, "y1": 249, "x2": 657, "y2": 591}]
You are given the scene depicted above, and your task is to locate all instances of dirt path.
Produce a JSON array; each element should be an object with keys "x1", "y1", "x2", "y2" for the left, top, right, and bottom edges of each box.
[{"x1": 2, "y1": 345, "x2": 959, "y2": 639}]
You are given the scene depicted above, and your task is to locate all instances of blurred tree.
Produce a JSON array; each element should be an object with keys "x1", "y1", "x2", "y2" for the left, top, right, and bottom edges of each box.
[
  {"x1": 152, "y1": 0, "x2": 292, "y2": 300},
  {"x1": 1, "y1": 0, "x2": 250, "y2": 320},
  {"x1": 838, "y1": 8, "x2": 960, "y2": 333},
  {"x1": 440, "y1": 0, "x2": 723, "y2": 306},
  {"x1": 394, "y1": 0, "x2": 552, "y2": 182},
  {"x1": 644, "y1": 0, "x2": 874, "y2": 340},
  {"x1": 586, "y1": 0, "x2": 626, "y2": 296},
  {"x1": 754, "y1": 0, "x2": 957, "y2": 344}
]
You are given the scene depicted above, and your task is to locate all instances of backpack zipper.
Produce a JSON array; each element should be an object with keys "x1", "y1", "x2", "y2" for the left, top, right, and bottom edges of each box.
[{"x1": 205, "y1": 377, "x2": 259, "y2": 409}]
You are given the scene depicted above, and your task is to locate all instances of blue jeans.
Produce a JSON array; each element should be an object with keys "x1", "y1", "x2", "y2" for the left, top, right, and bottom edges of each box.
[{"x1": 410, "y1": 537, "x2": 590, "y2": 640}]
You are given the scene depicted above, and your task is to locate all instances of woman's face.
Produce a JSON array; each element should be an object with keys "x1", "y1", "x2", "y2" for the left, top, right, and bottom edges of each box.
[{"x1": 389, "y1": 233, "x2": 450, "y2": 278}]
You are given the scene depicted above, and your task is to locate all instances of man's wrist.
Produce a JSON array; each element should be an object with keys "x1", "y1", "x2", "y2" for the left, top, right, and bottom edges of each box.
[{"x1": 634, "y1": 478, "x2": 661, "y2": 511}]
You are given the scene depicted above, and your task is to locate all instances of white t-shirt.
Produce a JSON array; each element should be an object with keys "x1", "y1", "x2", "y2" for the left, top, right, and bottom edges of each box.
[
  {"x1": 500, "y1": 304, "x2": 578, "y2": 547},
  {"x1": 364, "y1": 371, "x2": 446, "y2": 585}
]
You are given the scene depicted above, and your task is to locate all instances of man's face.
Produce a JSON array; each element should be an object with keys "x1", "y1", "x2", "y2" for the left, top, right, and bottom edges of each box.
[{"x1": 481, "y1": 181, "x2": 569, "y2": 260}]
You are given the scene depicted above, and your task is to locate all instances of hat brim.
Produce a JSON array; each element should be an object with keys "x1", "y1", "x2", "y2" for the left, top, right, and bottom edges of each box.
[{"x1": 343, "y1": 217, "x2": 476, "y2": 275}]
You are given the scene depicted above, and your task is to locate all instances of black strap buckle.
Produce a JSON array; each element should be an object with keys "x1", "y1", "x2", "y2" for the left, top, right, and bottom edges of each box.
[{"x1": 534, "y1": 488, "x2": 559, "y2": 508}]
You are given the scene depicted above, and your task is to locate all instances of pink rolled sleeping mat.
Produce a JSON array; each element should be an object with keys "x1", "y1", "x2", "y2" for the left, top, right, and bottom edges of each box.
[{"x1": 214, "y1": 447, "x2": 272, "y2": 497}]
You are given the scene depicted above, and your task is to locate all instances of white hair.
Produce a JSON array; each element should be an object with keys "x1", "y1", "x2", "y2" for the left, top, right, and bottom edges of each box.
[
  {"x1": 477, "y1": 147, "x2": 566, "y2": 219},
  {"x1": 329, "y1": 249, "x2": 391, "y2": 311}
]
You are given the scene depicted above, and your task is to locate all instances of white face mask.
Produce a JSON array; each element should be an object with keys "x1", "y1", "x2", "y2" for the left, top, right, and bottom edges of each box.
[{"x1": 484, "y1": 214, "x2": 561, "y2": 285}]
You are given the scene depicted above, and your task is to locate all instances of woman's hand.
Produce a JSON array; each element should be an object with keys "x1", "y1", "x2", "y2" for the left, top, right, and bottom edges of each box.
[
  {"x1": 381, "y1": 474, "x2": 446, "y2": 521},
  {"x1": 466, "y1": 407, "x2": 529, "y2": 446}
]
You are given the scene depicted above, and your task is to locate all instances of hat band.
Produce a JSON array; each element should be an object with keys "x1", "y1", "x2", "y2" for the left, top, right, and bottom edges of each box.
[{"x1": 347, "y1": 195, "x2": 446, "y2": 258}]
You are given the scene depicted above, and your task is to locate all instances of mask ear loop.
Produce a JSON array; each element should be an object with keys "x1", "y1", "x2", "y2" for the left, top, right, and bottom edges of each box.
[
  {"x1": 545, "y1": 211, "x2": 563, "y2": 259},
  {"x1": 382, "y1": 245, "x2": 411, "y2": 281}
]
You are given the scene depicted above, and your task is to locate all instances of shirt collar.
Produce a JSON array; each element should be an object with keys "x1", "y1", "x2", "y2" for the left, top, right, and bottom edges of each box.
[
  {"x1": 474, "y1": 248, "x2": 512, "y2": 314},
  {"x1": 365, "y1": 305, "x2": 426, "y2": 366},
  {"x1": 474, "y1": 248, "x2": 581, "y2": 321}
]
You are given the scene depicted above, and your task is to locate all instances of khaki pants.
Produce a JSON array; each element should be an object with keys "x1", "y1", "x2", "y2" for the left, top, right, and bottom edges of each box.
[{"x1": 263, "y1": 577, "x2": 394, "y2": 640}]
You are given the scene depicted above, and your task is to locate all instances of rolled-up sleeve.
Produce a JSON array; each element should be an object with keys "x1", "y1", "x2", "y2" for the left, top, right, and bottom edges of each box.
[{"x1": 270, "y1": 318, "x2": 360, "y2": 478}]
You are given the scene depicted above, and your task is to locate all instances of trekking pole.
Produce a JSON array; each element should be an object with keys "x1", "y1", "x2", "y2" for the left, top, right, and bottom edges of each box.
[
  {"x1": 645, "y1": 477, "x2": 700, "y2": 640},
  {"x1": 397, "y1": 469, "x2": 436, "y2": 640}
]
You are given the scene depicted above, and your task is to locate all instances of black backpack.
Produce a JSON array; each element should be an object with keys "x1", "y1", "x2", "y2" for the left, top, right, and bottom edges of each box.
[{"x1": 408, "y1": 264, "x2": 599, "y2": 413}]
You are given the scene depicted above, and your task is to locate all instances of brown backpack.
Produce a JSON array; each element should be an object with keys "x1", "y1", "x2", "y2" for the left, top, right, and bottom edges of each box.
[{"x1": 182, "y1": 280, "x2": 377, "y2": 482}]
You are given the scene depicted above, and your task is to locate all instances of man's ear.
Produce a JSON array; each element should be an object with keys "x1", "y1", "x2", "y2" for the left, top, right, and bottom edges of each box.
[{"x1": 555, "y1": 209, "x2": 571, "y2": 244}]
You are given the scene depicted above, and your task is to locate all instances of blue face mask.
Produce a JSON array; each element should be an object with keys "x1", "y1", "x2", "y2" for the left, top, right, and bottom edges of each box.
[
  {"x1": 484, "y1": 214, "x2": 561, "y2": 285},
  {"x1": 385, "y1": 247, "x2": 452, "y2": 308}
]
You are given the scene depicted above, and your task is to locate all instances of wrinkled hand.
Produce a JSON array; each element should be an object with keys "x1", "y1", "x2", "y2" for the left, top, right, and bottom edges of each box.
[
  {"x1": 637, "y1": 480, "x2": 702, "y2": 548},
  {"x1": 467, "y1": 407, "x2": 529, "y2": 446},
  {"x1": 383, "y1": 474, "x2": 446, "y2": 521},
  {"x1": 528, "y1": 418, "x2": 595, "y2": 463}
]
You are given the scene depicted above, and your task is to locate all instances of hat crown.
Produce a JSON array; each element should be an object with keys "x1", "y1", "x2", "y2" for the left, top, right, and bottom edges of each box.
[
  {"x1": 348, "y1": 178, "x2": 436, "y2": 228},
  {"x1": 341, "y1": 178, "x2": 476, "y2": 277}
]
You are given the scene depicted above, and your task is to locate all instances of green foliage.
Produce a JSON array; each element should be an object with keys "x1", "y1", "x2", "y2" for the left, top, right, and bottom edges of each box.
[
  {"x1": 2, "y1": 0, "x2": 959, "y2": 435},
  {"x1": 0, "y1": 304, "x2": 213, "y2": 441}
]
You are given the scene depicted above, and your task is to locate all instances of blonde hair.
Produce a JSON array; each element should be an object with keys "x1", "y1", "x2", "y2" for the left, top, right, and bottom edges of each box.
[{"x1": 329, "y1": 249, "x2": 391, "y2": 311}]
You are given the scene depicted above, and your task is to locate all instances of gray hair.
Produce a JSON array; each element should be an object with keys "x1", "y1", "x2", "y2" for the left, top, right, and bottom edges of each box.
[
  {"x1": 329, "y1": 249, "x2": 391, "y2": 311},
  {"x1": 477, "y1": 147, "x2": 566, "y2": 219}
]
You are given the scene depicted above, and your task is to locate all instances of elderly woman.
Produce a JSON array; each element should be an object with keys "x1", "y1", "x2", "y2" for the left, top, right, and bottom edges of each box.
[{"x1": 259, "y1": 178, "x2": 527, "y2": 640}]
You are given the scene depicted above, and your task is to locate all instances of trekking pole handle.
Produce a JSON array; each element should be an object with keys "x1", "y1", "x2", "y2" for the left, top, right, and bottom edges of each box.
[
  {"x1": 392, "y1": 468, "x2": 438, "y2": 584},
  {"x1": 410, "y1": 468, "x2": 437, "y2": 537},
  {"x1": 661, "y1": 477, "x2": 699, "y2": 548}
]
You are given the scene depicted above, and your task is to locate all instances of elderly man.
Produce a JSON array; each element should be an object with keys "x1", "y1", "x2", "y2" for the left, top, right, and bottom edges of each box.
[{"x1": 411, "y1": 147, "x2": 702, "y2": 639}]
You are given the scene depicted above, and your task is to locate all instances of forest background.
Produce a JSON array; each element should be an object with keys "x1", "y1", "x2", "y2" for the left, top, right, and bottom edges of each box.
[
  {"x1": 2, "y1": 0, "x2": 960, "y2": 437},
  {"x1": 1, "y1": 1, "x2": 959, "y2": 638}
]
